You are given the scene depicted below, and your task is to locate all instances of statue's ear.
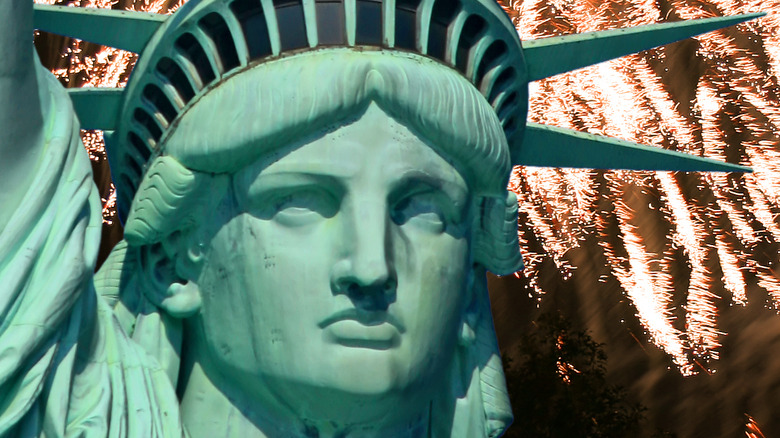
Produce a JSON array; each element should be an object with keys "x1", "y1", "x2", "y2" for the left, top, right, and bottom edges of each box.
[
  {"x1": 138, "y1": 233, "x2": 203, "y2": 319},
  {"x1": 473, "y1": 192, "x2": 523, "y2": 276},
  {"x1": 458, "y1": 266, "x2": 480, "y2": 346}
]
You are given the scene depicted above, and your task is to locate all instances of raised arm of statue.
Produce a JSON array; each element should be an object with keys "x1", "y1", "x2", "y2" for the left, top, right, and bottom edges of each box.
[
  {"x1": 0, "y1": 2, "x2": 181, "y2": 436},
  {"x1": 0, "y1": 1, "x2": 101, "y2": 433},
  {"x1": 0, "y1": 0, "x2": 47, "y2": 231}
]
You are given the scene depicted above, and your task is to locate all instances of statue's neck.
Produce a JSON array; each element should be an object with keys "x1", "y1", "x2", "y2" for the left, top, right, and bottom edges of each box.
[{"x1": 179, "y1": 361, "x2": 431, "y2": 438}]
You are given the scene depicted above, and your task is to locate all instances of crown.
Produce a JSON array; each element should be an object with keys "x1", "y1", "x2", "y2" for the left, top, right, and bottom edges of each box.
[{"x1": 34, "y1": 1, "x2": 762, "y2": 222}]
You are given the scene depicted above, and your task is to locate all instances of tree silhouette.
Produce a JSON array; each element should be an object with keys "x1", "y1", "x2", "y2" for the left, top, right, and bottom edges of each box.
[{"x1": 501, "y1": 312, "x2": 653, "y2": 438}]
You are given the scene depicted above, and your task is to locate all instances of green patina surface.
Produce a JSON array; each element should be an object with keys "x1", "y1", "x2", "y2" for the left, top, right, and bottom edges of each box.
[{"x1": 0, "y1": 0, "x2": 760, "y2": 436}]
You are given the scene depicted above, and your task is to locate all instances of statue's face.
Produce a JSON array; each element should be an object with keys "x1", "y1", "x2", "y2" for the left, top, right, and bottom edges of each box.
[{"x1": 191, "y1": 103, "x2": 473, "y2": 422}]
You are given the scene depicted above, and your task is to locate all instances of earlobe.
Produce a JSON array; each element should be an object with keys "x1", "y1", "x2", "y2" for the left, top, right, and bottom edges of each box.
[
  {"x1": 175, "y1": 241, "x2": 205, "y2": 281},
  {"x1": 160, "y1": 281, "x2": 202, "y2": 318},
  {"x1": 459, "y1": 320, "x2": 477, "y2": 346},
  {"x1": 458, "y1": 268, "x2": 480, "y2": 347},
  {"x1": 458, "y1": 301, "x2": 479, "y2": 346},
  {"x1": 163, "y1": 236, "x2": 206, "y2": 319},
  {"x1": 138, "y1": 237, "x2": 204, "y2": 319}
]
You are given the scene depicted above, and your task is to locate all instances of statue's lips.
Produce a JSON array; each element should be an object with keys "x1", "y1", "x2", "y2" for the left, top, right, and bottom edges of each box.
[{"x1": 318, "y1": 310, "x2": 404, "y2": 350}]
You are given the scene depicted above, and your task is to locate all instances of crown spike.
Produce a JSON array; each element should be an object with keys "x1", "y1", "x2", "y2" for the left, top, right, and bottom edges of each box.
[
  {"x1": 33, "y1": 5, "x2": 167, "y2": 54},
  {"x1": 518, "y1": 123, "x2": 751, "y2": 172},
  {"x1": 522, "y1": 12, "x2": 765, "y2": 82},
  {"x1": 67, "y1": 88, "x2": 124, "y2": 131}
]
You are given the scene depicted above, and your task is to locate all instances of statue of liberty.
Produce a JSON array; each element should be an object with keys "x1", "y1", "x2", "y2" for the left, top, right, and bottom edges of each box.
[{"x1": 0, "y1": 0, "x2": 759, "y2": 436}]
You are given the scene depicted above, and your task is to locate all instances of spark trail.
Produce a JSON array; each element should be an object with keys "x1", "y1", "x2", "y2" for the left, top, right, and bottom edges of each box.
[{"x1": 504, "y1": 0, "x2": 780, "y2": 374}]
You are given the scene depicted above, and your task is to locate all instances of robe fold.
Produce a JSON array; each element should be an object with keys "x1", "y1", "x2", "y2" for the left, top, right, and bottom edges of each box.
[{"x1": 0, "y1": 63, "x2": 184, "y2": 438}]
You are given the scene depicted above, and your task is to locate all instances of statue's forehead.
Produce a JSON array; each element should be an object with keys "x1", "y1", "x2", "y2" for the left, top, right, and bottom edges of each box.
[{"x1": 234, "y1": 103, "x2": 470, "y2": 198}]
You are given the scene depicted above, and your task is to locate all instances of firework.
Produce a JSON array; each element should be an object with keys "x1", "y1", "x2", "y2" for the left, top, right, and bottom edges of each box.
[{"x1": 504, "y1": 0, "x2": 779, "y2": 375}]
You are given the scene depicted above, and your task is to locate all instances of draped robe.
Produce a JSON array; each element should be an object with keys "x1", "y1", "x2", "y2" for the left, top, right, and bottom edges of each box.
[{"x1": 0, "y1": 63, "x2": 184, "y2": 438}]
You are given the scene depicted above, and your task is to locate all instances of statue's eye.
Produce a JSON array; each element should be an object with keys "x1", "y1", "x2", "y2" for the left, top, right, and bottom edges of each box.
[
  {"x1": 267, "y1": 189, "x2": 338, "y2": 226},
  {"x1": 391, "y1": 194, "x2": 448, "y2": 233}
]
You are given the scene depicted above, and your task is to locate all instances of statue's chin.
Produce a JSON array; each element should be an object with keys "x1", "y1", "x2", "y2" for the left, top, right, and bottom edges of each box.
[{"x1": 252, "y1": 355, "x2": 438, "y2": 429}]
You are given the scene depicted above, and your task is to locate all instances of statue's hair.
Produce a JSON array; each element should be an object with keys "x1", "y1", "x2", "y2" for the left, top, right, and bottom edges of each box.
[
  {"x1": 161, "y1": 49, "x2": 511, "y2": 195},
  {"x1": 123, "y1": 156, "x2": 209, "y2": 246}
]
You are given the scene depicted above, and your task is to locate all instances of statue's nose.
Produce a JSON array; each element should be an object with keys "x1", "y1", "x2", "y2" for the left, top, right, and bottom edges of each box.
[{"x1": 330, "y1": 199, "x2": 397, "y2": 308}]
